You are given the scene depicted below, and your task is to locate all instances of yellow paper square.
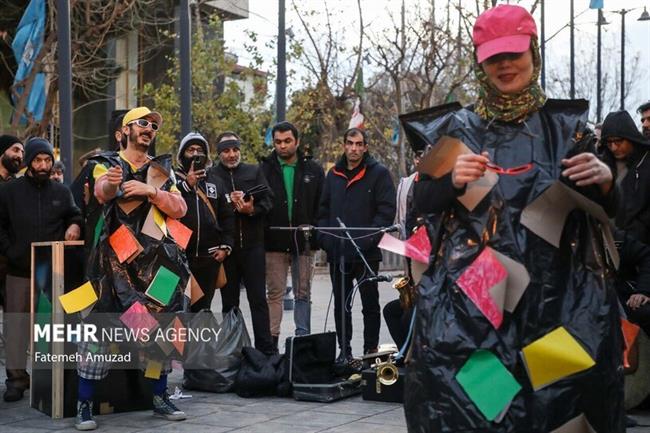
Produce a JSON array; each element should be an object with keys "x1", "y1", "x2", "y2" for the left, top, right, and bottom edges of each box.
[
  {"x1": 58, "y1": 281, "x2": 98, "y2": 314},
  {"x1": 144, "y1": 360, "x2": 163, "y2": 379},
  {"x1": 522, "y1": 326, "x2": 595, "y2": 390},
  {"x1": 152, "y1": 206, "x2": 167, "y2": 235}
]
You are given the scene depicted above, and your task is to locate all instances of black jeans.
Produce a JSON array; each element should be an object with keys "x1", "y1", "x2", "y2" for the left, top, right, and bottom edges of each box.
[
  {"x1": 383, "y1": 299, "x2": 414, "y2": 350},
  {"x1": 329, "y1": 261, "x2": 380, "y2": 355},
  {"x1": 188, "y1": 256, "x2": 220, "y2": 313},
  {"x1": 220, "y1": 245, "x2": 274, "y2": 354}
]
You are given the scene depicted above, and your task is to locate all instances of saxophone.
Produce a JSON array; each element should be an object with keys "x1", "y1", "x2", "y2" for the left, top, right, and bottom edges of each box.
[{"x1": 392, "y1": 276, "x2": 416, "y2": 310}]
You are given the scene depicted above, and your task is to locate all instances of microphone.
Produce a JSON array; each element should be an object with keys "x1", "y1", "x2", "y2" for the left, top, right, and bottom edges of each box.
[
  {"x1": 366, "y1": 274, "x2": 393, "y2": 283},
  {"x1": 380, "y1": 224, "x2": 402, "y2": 233}
]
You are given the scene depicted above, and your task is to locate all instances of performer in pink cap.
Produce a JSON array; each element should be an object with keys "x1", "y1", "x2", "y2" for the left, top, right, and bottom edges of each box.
[{"x1": 401, "y1": 4, "x2": 623, "y2": 432}]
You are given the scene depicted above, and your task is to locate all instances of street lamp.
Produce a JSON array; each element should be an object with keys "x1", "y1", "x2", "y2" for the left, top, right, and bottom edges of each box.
[
  {"x1": 611, "y1": 7, "x2": 650, "y2": 111},
  {"x1": 596, "y1": 9, "x2": 609, "y2": 123}
]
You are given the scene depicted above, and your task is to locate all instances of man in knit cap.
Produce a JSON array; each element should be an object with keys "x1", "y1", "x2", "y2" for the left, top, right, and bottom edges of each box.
[
  {"x1": 0, "y1": 137, "x2": 82, "y2": 402},
  {"x1": 0, "y1": 135, "x2": 23, "y2": 309},
  {"x1": 0, "y1": 134, "x2": 24, "y2": 182}
]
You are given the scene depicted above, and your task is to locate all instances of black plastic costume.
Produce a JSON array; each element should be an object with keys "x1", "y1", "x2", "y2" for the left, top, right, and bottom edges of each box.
[{"x1": 400, "y1": 99, "x2": 624, "y2": 432}]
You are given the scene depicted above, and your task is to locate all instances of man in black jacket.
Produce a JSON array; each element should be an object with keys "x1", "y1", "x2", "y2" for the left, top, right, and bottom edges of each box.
[
  {"x1": 175, "y1": 132, "x2": 235, "y2": 312},
  {"x1": 601, "y1": 110, "x2": 650, "y2": 244},
  {"x1": 261, "y1": 122, "x2": 324, "y2": 348},
  {"x1": 318, "y1": 128, "x2": 396, "y2": 360},
  {"x1": 0, "y1": 138, "x2": 82, "y2": 401},
  {"x1": 211, "y1": 132, "x2": 275, "y2": 354}
]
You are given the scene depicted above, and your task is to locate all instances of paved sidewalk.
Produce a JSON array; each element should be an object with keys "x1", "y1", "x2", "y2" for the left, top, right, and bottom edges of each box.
[{"x1": 1, "y1": 271, "x2": 650, "y2": 431}]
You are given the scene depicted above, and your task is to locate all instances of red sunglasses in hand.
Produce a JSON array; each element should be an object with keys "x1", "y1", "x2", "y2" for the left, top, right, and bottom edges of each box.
[{"x1": 485, "y1": 161, "x2": 533, "y2": 175}]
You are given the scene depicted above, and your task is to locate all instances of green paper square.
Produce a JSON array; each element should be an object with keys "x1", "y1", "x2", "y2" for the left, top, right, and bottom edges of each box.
[
  {"x1": 456, "y1": 349, "x2": 521, "y2": 421},
  {"x1": 145, "y1": 266, "x2": 180, "y2": 306},
  {"x1": 93, "y1": 214, "x2": 105, "y2": 247},
  {"x1": 35, "y1": 292, "x2": 52, "y2": 354}
]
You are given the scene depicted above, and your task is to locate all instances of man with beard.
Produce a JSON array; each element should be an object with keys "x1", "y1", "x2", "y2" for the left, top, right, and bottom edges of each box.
[
  {"x1": 0, "y1": 135, "x2": 23, "y2": 182},
  {"x1": 260, "y1": 122, "x2": 324, "y2": 349},
  {"x1": 174, "y1": 132, "x2": 234, "y2": 312},
  {"x1": 211, "y1": 132, "x2": 275, "y2": 355},
  {"x1": 317, "y1": 128, "x2": 396, "y2": 361},
  {"x1": 639, "y1": 101, "x2": 650, "y2": 139},
  {"x1": 0, "y1": 135, "x2": 23, "y2": 319},
  {"x1": 75, "y1": 107, "x2": 189, "y2": 430},
  {"x1": 0, "y1": 138, "x2": 82, "y2": 402}
]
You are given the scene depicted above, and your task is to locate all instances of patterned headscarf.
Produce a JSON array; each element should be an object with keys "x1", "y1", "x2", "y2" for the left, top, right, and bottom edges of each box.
[{"x1": 474, "y1": 38, "x2": 547, "y2": 123}]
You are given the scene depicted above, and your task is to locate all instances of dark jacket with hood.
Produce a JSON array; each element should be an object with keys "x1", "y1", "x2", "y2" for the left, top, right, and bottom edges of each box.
[
  {"x1": 614, "y1": 228, "x2": 650, "y2": 301},
  {"x1": 317, "y1": 153, "x2": 396, "y2": 263},
  {"x1": 260, "y1": 150, "x2": 324, "y2": 253},
  {"x1": 0, "y1": 173, "x2": 82, "y2": 278},
  {"x1": 601, "y1": 110, "x2": 650, "y2": 244},
  {"x1": 175, "y1": 133, "x2": 235, "y2": 258},
  {"x1": 211, "y1": 161, "x2": 273, "y2": 251}
]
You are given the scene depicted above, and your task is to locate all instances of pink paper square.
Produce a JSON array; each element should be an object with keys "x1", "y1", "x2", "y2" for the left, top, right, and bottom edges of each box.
[
  {"x1": 119, "y1": 301, "x2": 159, "y2": 341},
  {"x1": 456, "y1": 248, "x2": 507, "y2": 328},
  {"x1": 405, "y1": 226, "x2": 432, "y2": 264}
]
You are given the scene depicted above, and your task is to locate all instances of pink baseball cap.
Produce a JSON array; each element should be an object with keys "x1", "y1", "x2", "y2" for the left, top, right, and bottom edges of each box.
[{"x1": 473, "y1": 5, "x2": 538, "y2": 64}]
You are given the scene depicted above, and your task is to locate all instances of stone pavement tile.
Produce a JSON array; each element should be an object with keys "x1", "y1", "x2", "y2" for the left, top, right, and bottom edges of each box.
[
  {"x1": 320, "y1": 420, "x2": 408, "y2": 433},
  {"x1": 148, "y1": 422, "x2": 233, "y2": 433},
  {"x1": 184, "y1": 410, "x2": 278, "y2": 428},
  {"x1": 312, "y1": 398, "x2": 400, "y2": 416},
  {"x1": 220, "y1": 399, "x2": 328, "y2": 416},
  {"x1": 226, "y1": 421, "x2": 321, "y2": 433},
  {"x1": 186, "y1": 391, "x2": 255, "y2": 407},
  {"x1": 100, "y1": 410, "x2": 175, "y2": 429},
  {"x1": 51, "y1": 426, "x2": 143, "y2": 433},
  {"x1": 0, "y1": 405, "x2": 49, "y2": 424},
  {"x1": 175, "y1": 401, "x2": 225, "y2": 417},
  {"x1": 0, "y1": 426, "x2": 53, "y2": 433},
  {"x1": 359, "y1": 407, "x2": 406, "y2": 427},
  {"x1": 268, "y1": 410, "x2": 363, "y2": 430},
  {"x1": 0, "y1": 415, "x2": 69, "y2": 430}
]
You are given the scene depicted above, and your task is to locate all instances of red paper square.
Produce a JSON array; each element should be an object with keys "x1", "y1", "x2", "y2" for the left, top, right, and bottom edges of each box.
[{"x1": 456, "y1": 248, "x2": 507, "y2": 328}]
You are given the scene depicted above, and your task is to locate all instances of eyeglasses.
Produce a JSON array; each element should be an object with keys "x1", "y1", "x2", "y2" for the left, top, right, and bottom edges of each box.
[
  {"x1": 486, "y1": 162, "x2": 533, "y2": 175},
  {"x1": 128, "y1": 119, "x2": 159, "y2": 131},
  {"x1": 606, "y1": 138, "x2": 625, "y2": 147}
]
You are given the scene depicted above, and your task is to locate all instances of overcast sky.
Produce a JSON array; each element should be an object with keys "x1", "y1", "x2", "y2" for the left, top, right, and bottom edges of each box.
[{"x1": 224, "y1": 0, "x2": 650, "y2": 119}]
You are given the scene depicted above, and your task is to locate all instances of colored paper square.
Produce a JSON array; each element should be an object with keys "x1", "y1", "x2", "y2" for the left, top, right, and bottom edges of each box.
[
  {"x1": 171, "y1": 316, "x2": 185, "y2": 355},
  {"x1": 109, "y1": 224, "x2": 142, "y2": 263},
  {"x1": 117, "y1": 198, "x2": 143, "y2": 215},
  {"x1": 166, "y1": 217, "x2": 192, "y2": 250},
  {"x1": 142, "y1": 206, "x2": 165, "y2": 240},
  {"x1": 144, "y1": 359, "x2": 163, "y2": 379},
  {"x1": 58, "y1": 281, "x2": 98, "y2": 314},
  {"x1": 93, "y1": 214, "x2": 105, "y2": 247},
  {"x1": 622, "y1": 319, "x2": 641, "y2": 369},
  {"x1": 550, "y1": 413, "x2": 596, "y2": 433},
  {"x1": 184, "y1": 273, "x2": 204, "y2": 305},
  {"x1": 145, "y1": 266, "x2": 180, "y2": 306},
  {"x1": 456, "y1": 350, "x2": 521, "y2": 421},
  {"x1": 119, "y1": 302, "x2": 159, "y2": 342},
  {"x1": 521, "y1": 326, "x2": 596, "y2": 391},
  {"x1": 404, "y1": 225, "x2": 432, "y2": 263},
  {"x1": 456, "y1": 248, "x2": 508, "y2": 328}
]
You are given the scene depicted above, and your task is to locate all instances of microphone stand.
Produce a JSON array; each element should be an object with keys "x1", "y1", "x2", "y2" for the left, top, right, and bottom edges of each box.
[{"x1": 270, "y1": 223, "x2": 393, "y2": 363}]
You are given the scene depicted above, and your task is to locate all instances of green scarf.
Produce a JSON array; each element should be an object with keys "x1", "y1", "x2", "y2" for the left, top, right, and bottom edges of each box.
[{"x1": 474, "y1": 38, "x2": 547, "y2": 123}]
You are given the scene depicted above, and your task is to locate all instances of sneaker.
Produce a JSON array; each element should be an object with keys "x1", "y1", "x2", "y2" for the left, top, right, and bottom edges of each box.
[
  {"x1": 153, "y1": 392, "x2": 186, "y2": 421},
  {"x1": 3, "y1": 387, "x2": 25, "y2": 402},
  {"x1": 75, "y1": 400, "x2": 97, "y2": 431}
]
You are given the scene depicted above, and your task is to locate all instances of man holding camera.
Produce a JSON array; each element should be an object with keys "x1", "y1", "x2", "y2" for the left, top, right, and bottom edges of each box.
[
  {"x1": 175, "y1": 132, "x2": 235, "y2": 312},
  {"x1": 211, "y1": 132, "x2": 275, "y2": 354}
]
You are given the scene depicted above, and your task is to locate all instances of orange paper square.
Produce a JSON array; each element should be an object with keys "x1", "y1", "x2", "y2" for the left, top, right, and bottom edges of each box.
[
  {"x1": 166, "y1": 218, "x2": 193, "y2": 250},
  {"x1": 109, "y1": 225, "x2": 141, "y2": 264}
]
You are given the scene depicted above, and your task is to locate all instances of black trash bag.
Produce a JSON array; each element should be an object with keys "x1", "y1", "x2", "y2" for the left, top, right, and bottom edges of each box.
[
  {"x1": 183, "y1": 308, "x2": 251, "y2": 393},
  {"x1": 399, "y1": 99, "x2": 624, "y2": 433},
  {"x1": 235, "y1": 347, "x2": 290, "y2": 398}
]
